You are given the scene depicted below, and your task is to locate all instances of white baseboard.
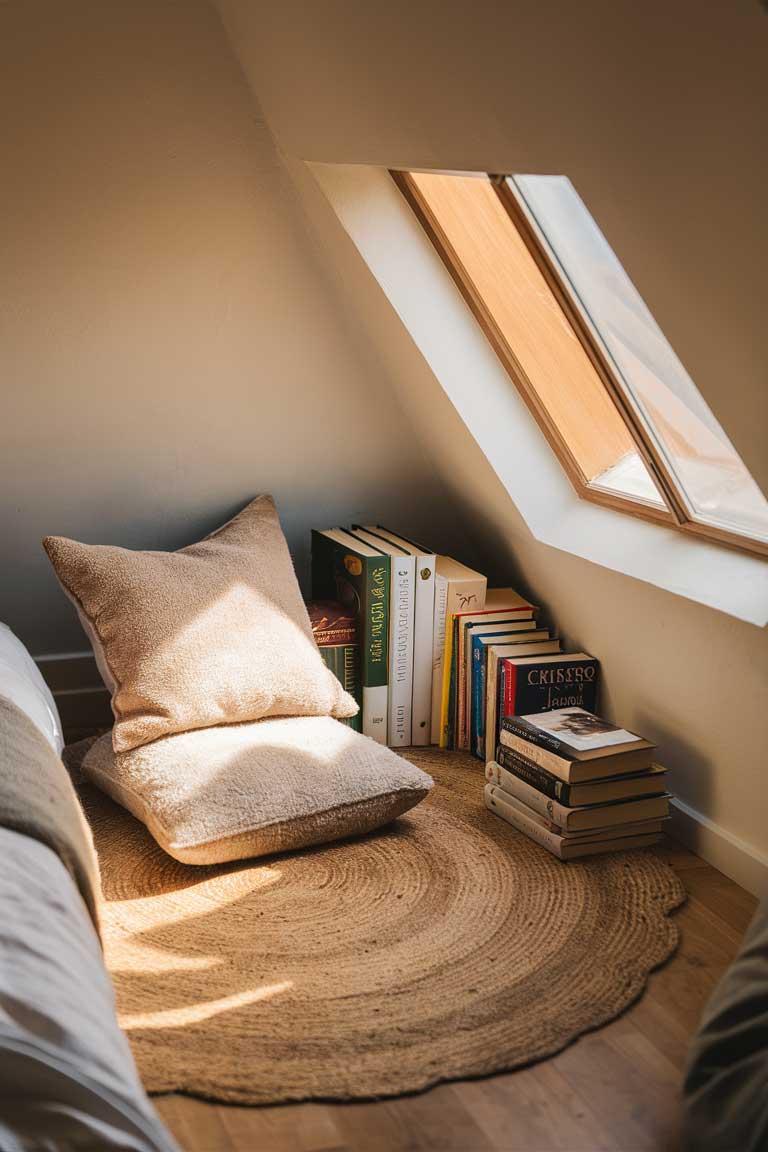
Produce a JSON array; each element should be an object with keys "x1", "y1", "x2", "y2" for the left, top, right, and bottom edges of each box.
[{"x1": 669, "y1": 797, "x2": 768, "y2": 899}]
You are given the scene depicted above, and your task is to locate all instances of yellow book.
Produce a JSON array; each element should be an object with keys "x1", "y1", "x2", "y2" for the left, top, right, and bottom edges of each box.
[
  {"x1": 439, "y1": 617, "x2": 455, "y2": 749},
  {"x1": 433, "y1": 557, "x2": 487, "y2": 747},
  {"x1": 442, "y1": 587, "x2": 535, "y2": 749}
]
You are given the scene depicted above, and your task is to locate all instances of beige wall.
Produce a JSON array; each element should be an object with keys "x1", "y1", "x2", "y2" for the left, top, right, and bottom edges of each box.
[
  {"x1": 216, "y1": 0, "x2": 768, "y2": 498},
  {"x1": 0, "y1": 0, "x2": 465, "y2": 654}
]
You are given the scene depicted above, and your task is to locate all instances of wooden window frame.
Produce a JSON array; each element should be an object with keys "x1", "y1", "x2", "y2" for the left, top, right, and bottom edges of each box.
[{"x1": 392, "y1": 169, "x2": 767, "y2": 559}]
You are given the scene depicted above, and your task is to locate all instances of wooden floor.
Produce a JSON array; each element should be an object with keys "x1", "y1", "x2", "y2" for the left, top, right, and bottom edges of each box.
[{"x1": 153, "y1": 840, "x2": 757, "y2": 1152}]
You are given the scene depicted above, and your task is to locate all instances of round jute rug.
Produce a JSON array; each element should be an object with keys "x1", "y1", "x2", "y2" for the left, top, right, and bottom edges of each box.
[{"x1": 66, "y1": 743, "x2": 685, "y2": 1104}]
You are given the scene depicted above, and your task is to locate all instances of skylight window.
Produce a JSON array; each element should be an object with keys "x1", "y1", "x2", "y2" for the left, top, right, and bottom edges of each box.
[{"x1": 395, "y1": 170, "x2": 768, "y2": 556}]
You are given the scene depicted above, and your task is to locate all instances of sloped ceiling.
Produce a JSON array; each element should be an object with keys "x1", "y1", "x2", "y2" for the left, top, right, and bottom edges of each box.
[{"x1": 214, "y1": 0, "x2": 768, "y2": 498}]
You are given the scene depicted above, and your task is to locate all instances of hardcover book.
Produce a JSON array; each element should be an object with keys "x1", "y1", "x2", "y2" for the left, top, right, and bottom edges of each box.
[
  {"x1": 493, "y1": 744, "x2": 668, "y2": 806},
  {"x1": 485, "y1": 761, "x2": 670, "y2": 831},
  {"x1": 306, "y1": 600, "x2": 357, "y2": 646},
  {"x1": 364, "y1": 527, "x2": 436, "y2": 746},
  {"x1": 318, "y1": 644, "x2": 362, "y2": 732},
  {"x1": 350, "y1": 527, "x2": 416, "y2": 747},
  {"x1": 311, "y1": 528, "x2": 390, "y2": 744},
  {"x1": 452, "y1": 590, "x2": 536, "y2": 751},
  {"x1": 484, "y1": 643, "x2": 566, "y2": 763},
  {"x1": 469, "y1": 628, "x2": 551, "y2": 759},
  {"x1": 500, "y1": 654, "x2": 600, "y2": 719},
  {"x1": 433, "y1": 557, "x2": 487, "y2": 746},
  {"x1": 500, "y1": 706, "x2": 655, "y2": 783},
  {"x1": 484, "y1": 784, "x2": 661, "y2": 860}
]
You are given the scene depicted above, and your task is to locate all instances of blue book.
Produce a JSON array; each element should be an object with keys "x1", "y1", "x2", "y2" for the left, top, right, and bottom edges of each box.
[{"x1": 469, "y1": 627, "x2": 550, "y2": 758}]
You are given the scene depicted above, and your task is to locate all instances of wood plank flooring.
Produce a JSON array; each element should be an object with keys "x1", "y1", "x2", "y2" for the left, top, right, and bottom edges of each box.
[{"x1": 153, "y1": 839, "x2": 757, "y2": 1152}]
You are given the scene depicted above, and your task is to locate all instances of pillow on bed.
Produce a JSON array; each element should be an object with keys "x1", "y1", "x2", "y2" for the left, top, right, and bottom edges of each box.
[
  {"x1": 0, "y1": 623, "x2": 64, "y2": 755},
  {"x1": 43, "y1": 496, "x2": 358, "y2": 752},
  {"x1": 81, "y1": 716, "x2": 432, "y2": 865}
]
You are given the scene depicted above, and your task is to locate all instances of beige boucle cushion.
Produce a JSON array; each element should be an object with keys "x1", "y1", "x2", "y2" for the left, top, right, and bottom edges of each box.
[
  {"x1": 82, "y1": 716, "x2": 433, "y2": 865},
  {"x1": 43, "y1": 496, "x2": 357, "y2": 753}
]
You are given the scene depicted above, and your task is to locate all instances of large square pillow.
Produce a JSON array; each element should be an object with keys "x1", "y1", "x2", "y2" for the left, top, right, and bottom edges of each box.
[
  {"x1": 81, "y1": 716, "x2": 433, "y2": 864},
  {"x1": 44, "y1": 496, "x2": 357, "y2": 752}
]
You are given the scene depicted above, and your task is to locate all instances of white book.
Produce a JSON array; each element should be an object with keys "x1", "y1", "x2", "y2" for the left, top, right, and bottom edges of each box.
[
  {"x1": 350, "y1": 528, "x2": 415, "y2": 746},
  {"x1": 484, "y1": 784, "x2": 661, "y2": 859},
  {"x1": 431, "y1": 572, "x2": 449, "y2": 744},
  {"x1": 364, "y1": 527, "x2": 436, "y2": 746}
]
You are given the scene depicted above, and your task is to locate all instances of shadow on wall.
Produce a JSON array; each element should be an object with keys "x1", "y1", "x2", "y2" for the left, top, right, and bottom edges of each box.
[{"x1": 633, "y1": 712, "x2": 713, "y2": 829}]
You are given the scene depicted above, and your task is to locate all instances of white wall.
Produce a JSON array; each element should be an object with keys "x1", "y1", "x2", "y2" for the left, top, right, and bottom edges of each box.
[{"x1": 0, "y1": 0, "x2": 465, "y2": 656}]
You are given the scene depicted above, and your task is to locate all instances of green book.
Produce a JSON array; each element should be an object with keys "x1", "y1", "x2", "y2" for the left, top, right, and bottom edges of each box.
[
  {"x1": 317, "y1": 644, "x2": 362, "y2": 732},
  {"x1": 311, "y1": 529, "x2": 390, "y2": 744}
]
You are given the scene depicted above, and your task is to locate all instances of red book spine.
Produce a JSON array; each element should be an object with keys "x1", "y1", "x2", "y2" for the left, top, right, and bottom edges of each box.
[{"x1": 502, "y1": 660, "x2": 517, "y2": 722}]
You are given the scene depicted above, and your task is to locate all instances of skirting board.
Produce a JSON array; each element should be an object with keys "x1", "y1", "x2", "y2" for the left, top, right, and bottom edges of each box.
[{"x1": 669, "y1": 797, "x2": 768, "y2": 900}]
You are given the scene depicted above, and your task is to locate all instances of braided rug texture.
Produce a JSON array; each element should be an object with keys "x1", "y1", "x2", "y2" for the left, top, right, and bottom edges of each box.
[{"x1": 65, "y1": 741, "x2": 685, "y2": 1104}]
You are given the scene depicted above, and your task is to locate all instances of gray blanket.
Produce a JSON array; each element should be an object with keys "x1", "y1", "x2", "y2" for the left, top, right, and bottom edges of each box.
[{"x1": 0, "y1": 694, "x2": 101, "y2": 936}]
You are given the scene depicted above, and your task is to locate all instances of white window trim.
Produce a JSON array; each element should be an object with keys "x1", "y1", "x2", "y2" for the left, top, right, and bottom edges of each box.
[{"x1": 310, "y1": 161, "x2": 768, "y2": 628}]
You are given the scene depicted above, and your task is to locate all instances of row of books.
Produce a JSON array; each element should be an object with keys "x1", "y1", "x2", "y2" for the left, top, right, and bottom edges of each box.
[
  {"x1": 437, "y1": 582, "x2": 604, "y2": 761},
  {"x1": 310, "y1": 527, "x2": 509, "y2": 746},
  {"x1": 310, "y1": 529, "x2": 603, "y2": 755},
  {"x1": 484, "y1": 708, "x2": 671, "y2": 858}
]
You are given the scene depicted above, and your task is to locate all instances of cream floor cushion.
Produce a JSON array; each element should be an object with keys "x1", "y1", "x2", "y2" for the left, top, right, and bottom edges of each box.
[
  {"x1": 82, "y1": 716, "x2": 433, "y2": 865},
  {"x1": 44, "y1": 496, "x2": 358, "y2": 753}
]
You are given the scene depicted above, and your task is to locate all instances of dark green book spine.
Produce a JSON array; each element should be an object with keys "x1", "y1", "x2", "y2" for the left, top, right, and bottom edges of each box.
[
  {"x1": 311, "y1": 531, "x2": 389, "y2": 740},
  {"x1": 496, "y1": 743, "x2": 572, "y2": 803},
  {"x1": 318, "y1": 645, "x2": 362, "y2": 732},
  {"x1": 363, "y1": 554, "x2": 389, "y2": 690}
]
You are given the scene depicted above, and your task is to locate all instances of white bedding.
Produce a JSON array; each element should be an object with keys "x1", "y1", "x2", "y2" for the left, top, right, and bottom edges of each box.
[
  {"x1": 0, "y1": 828, "x2": 179, "y2": 1152},
  {"x1": 0, "y1": 625, "x2": 177, "y2": 1151},
  {"x1": 0, "y1": 622, "x2": 64, "y2": 754}
]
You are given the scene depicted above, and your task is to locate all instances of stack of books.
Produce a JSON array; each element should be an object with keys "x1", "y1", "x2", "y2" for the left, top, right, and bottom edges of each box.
[
  {"x1": 306, "y1": 600, "x2": 361, "y2": 732},
  {"x1": 484, "y1": 707, "x2": 670, "y2": 858}
]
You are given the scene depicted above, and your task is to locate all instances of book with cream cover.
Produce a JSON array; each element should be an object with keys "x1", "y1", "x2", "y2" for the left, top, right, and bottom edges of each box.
[
  {"x1": 500, "y1": 707, "x2": 655, "y2": 782},
  {"x1": 494, "y1": 743, "x2": 668, "y2": 806},
  {"x1": 484, "y1": 784, "x2": 661, "y2": 860},
  {"x1": 485, "y1": 761, "x2": 670, "y2": 831},
  {"x1": 433, "y1": 557, "x2": 487, "y2": 746}
]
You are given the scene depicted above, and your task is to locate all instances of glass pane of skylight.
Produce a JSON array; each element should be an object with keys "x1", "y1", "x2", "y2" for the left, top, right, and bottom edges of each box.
[{"x1": 510, "y1": 175, "x2": 768, "y2": 543}]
